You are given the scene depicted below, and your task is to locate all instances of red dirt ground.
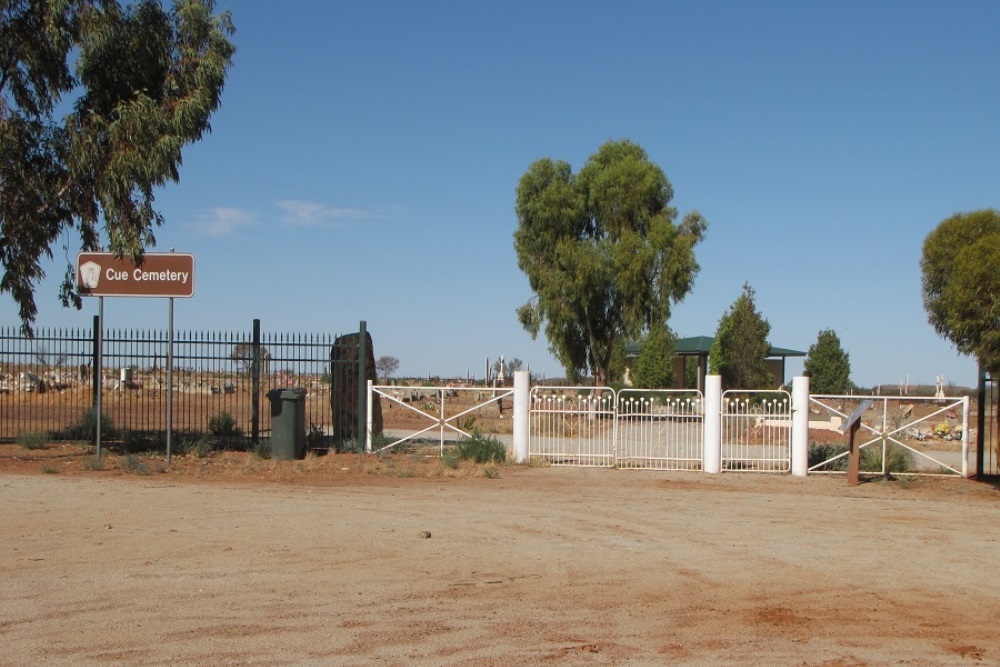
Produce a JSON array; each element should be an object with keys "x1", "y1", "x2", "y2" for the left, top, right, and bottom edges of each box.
[{"x1": 3, "y1": 442, "x2": 1000, "y2": 666}]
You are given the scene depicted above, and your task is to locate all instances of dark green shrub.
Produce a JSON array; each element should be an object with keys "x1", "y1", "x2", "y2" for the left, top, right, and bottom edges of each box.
[
  {"x1": 808, "y1": 443, "x2": 848, "y2": 471},
  {"x1": 441, "y1": 448, "x2": 460, "y2": 469},
  {"x1": 306, "y1": 423, "x2": 327, "y2": 450},
  {"x1": 180, "y1": 433, "x2": 214, "y2": 458},
  {"x1": 17, "y1": 431, "x2": 47, "y2": 450},
  {"x1": 208, "y1": 411, "x2": 241, "y2": 438},
  {"x1": 58, "y1": 407, "x2": 117, "y2": 441},
  {"x1": 118, "y1": 454, "x2": 151, "y2": 476},
  {"x1": 252, "y1": 438, "x2": 272, "y2": 459},
  {"x1": 861, "y1": 443, "x2": 912, "y2": 473},
  {"x1": 457, "y1": 433, "x2": 507, "y2": 464},
  {"x1": 121, "y1": 430, "x2": 159, "y2": 453}
]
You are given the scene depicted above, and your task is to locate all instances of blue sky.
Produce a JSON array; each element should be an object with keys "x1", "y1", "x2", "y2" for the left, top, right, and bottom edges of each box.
[{"x1": 5, "y1": 0, "x2": 998, "y2": 388}]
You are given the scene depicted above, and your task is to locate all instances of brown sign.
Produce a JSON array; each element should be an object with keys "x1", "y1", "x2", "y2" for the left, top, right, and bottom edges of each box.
[{"x1": 76, "y1": 252, "x2": 195, "y2": 298}]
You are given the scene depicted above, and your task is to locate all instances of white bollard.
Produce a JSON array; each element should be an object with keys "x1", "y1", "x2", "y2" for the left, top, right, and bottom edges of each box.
[
  {"x1": 791, "y1": 376, "x2": 809, "y2": 477},
  {"x1": 512, "y1": 371, "x2": 530, "y2": 463},
  {"x1": 703, "y1": 375, "x2": 722, "y2": 474}
]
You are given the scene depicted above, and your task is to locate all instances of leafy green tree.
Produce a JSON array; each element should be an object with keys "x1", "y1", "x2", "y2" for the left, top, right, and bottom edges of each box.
[
  {"x1": 804, "y1": 329, "x2": 852, "y2": 394},
  {"x1": 921, "y1": 209, "x2": 1000, "y2": 376},
  {"x1": 514, "y1": 139, "x2": 706, "y2": 385},
  {"x1": 709, "y1": 283, "x2": 772, "y2": 390},
  {"x1": 0, "y1": 0, "x2": 236, "y2": 333},
  {"x1": 631, "y1": 326, "x2": 677, "y2": 389}
]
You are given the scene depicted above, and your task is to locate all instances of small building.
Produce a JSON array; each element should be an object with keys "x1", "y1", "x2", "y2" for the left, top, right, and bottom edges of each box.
[{"x1": 624, "y1": 335, "x2": 805, "y2": 392}]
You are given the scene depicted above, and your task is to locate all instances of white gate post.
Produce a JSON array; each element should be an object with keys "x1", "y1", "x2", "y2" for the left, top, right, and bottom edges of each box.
[
  {"x1": 513, "y1": 370, "x2": 530, "y2": 463},
  {"x1": 704, "y1": 375, "x2": 722, "y2": 474},
  {"x1": 962, "y1": 395, "x2": 970, "y2": 478},
  {"x1": 366, "y1": 380, "x2": 373, "y2": 453},
  {"x1": 791, "y1": 376, "x2": 809, "y2": 477}
]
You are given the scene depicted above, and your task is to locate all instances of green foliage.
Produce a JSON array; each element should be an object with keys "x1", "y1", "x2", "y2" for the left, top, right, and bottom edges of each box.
[
  {"x1": 306, "y1": 423, "x2": 326, "y2": 449},
  {"x1": 514, "y1": 139, "x2": 706, "y2": 385},
  {"x1": 208, "y1": 411, "x2": 241, "y2": 438},
  {"x1": 631, "y1": 326, "x2": 677, "y2": 389},
  {"x1": 180, "y1": 433, "x2": 214, "y2": 458},
  {"x1": 251, "y1": 438, "x2": 272, "y2": 459},
  {"x1": 808, "y1": 443, "x2": 849, "y2": 471},
  {"x1": 804, "y1": 329, "x2": 852, "y2": 394},
  {"x1": 121, "y1": 430, "x2": 160, "y2": 453},
  {"x1": 808, "y1": 442, "x2": 912, "y2": 474},
  {"x1": 81, "y1": 456, "x2": 104, "y2": 471},
  {"x1": 17, "y1": 431, "x2": 47, "y2": 450},
  {"x1": 118, "y1": 454, "x2": 152, "y2": 476},
  {"x1": 921, "y1": 209, "x2": 1000, "y2": 376},
  {"x1": 58, "y1": 407, "x2": 118, "y2": 441},
  {"x1": 683, "y1": 356, "x2": 700, "y2": 389},
  {"x1": 441, "y1": 448, "x2": 460, "y2": 469},
  {"x1": 457, "y1": 433, "x2": 507, "y2": 464},
  {"x1": 709, "y1": 283, "x2": 773, "y2": 390},
  {"x1": 861, "y1": 443, "x2": 912, "y2": 474},
  {"x1": 0, "y1": 0, "x2": 236, "y2": 333}
]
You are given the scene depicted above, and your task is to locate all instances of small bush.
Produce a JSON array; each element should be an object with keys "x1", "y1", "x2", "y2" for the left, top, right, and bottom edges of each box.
[
  {"x1": 338, "y1": 438, "x2": 364, "y2": 454},
  {"x1": 122, "y1": 430, "x2": 159, "y2": 453},
  {"x1": 118, "y1": 454, "x2": 151, "y2": 476},
  {"x1": 180, "y1": 433, "x2": 214, "y2": 458},
  {"x1": 483, "y1": 463, "x2": 501, "y2": 479},
  {"x1": 441, "y1": 449, "x2": 460, "y2": 469},
  {"x1": 252, "y1": 439, "x2": 272, "y2": 459},
  {"x1": 17, "y1": 431, "x2": 47, "y2": 450},
  {"x1": 59, "y1": 407, "x2": 117, "y2": 441},
  {"x1": 208, "y1": 411, "x2": 242, "y2": 438},
  {"x1": 457, "y1": 433, "x2": 507, "y2": 464},
  {"x1": 808, "y1": 443, "x2": 848, "y2": 471},
  {"x1": 306, "y1": 423, "x2": 327, "y2": 450},
  {"x1": 81, "y1": 456, "x2": 104, "y2": 471},
  {"x1": 40, "y1": 464, "x2": 58, "y2": 474},
  {"x1": 861, "y1": 443, "x2": 912, "y2": 474}
]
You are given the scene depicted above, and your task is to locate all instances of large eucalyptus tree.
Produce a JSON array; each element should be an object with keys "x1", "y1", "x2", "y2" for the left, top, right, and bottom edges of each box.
[
  {"x1": 0, "y1": 0, "x2": 235, "y2": 332},
  {"x1": 514, "y1": 139, "x2": 706, "y2": 384}
]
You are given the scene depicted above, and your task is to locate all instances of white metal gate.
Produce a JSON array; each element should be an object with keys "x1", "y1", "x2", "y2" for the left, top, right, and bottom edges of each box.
[
  {"x1": 616, "y1": 389, "x2": 704, "y2": 470},
  {"x1": 721, "y1": 390, "x2": 792, "y2": 472},
  {"x1": 807, "y1": 395, "x2": 970, "y2": 476},
  {"x1": 370, "y1": 385, "x2": 513, "y2": 454},
  {"x1": 528, "y1": 387, "x2": 704, "y2": 469},
  {"x1": 529, "y1": 387, "x2": 617, "y2": 467}
]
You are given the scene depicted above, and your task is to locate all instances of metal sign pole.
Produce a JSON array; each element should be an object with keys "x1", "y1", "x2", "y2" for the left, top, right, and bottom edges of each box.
[
  {"x1": 96, "y1": 297, "x2": 104, "y2": 462},
  {"x1": 166, "y1": 297, "x2": 174, "y2": 463}
]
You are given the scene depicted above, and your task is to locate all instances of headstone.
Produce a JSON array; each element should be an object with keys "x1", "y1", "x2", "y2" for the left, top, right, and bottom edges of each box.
[{"x1": 330, "y1": 331, "x2": 382, "y2": 449}]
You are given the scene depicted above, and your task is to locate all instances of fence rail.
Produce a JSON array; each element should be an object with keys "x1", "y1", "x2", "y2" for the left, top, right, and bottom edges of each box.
[{"x1": 0, "y1": 320, "x2": 349, "y2": 449}]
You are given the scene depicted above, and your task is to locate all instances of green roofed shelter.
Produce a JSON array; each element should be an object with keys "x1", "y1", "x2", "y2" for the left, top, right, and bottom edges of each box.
[{"x1": 624, "y1": 336, "x2": 806, "y2": 392}]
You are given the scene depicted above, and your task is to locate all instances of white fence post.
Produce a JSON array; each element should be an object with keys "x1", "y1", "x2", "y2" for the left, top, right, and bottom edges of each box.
[
  {"x1": 513, "y1": 371, "x2": 530, "y2": 463},
  {"x1": 366, "y1": 380, "x2": 373, "y2": 453},
  {"x1": 962, "y1": 395, "x2": 970, "y2": 478},
  {"x1": 704, "y1": 375, "x2": 722, "y2": 474},
  {"x1": 791, "y1": 376, "x2": 809, "y2": 477}
]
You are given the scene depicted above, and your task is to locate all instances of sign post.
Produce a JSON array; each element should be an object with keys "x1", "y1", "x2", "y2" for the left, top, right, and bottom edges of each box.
[
  {"x1": 77, "y1": 252, "x2": 195, "y2": 463},
  {"x1": 840, "y1": 399, "x2": 873, "y2": 486}
]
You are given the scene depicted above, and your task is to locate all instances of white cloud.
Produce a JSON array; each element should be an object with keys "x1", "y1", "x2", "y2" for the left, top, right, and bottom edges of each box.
[
  {"x1": 187, "y1": 208, "x2": 258, "y2": 237},
  {"x1": 276, "y1": 199, "x2": 374, "y2": 226}
]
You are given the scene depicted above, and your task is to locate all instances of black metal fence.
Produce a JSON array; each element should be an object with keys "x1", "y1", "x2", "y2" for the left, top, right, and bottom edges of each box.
[{"x1": 0, "y1": 319, "x2": 361, "y2": 451}]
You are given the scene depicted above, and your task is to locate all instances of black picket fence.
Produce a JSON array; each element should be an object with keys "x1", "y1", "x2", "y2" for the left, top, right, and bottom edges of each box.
[{"x1": 0, "y1": 319, "x2": 364, "y2": 452}]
